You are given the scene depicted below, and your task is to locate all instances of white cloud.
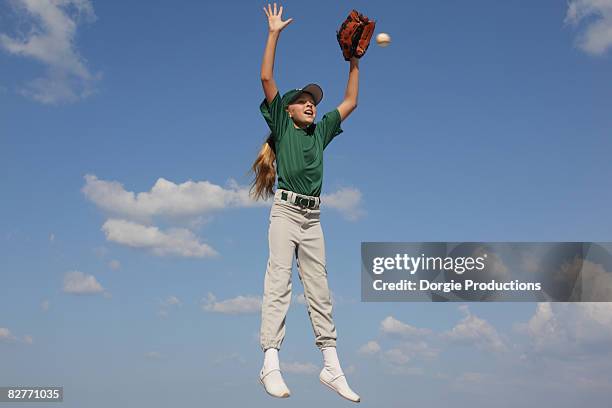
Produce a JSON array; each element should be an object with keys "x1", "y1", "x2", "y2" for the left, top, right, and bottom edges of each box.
[
  {"x1": 0, "y1": 0, "x2": 99, "y2": 103},
  {"x1": 321, "y1": 187, "x2": 365, "y2": 221},
  {"x1": 383, "y1": 348, "x2": 412, "y2": 365},
  {"x1": 83, "y1": 174, "x2": 261, "y2": 258},
  {"x1": 187, "y1": 215, "x2": 214, "y2": 230},
  {"x1": 161, "y1": 295, "x2": 181, "y2": 307},
  {"x1": 281, "y1": 361, "x2": 318, "y2": 374},
  {"x1": 358, "y1": 340, "x2": 381, "y2": 355},
  {"x1": 373, "y1": 316, "x2": 440, "y2": 373},
  {"x1": 145, "y1": 351, "x2": 162, "y2": 359},
  {"x1": 63, "y1": 270, "x2": 104, "y2": 295},
  {"x1": 82, "y1": 174, "x2": 264, "y2": 221},
  {"x1": 577, "y1": 302, "x2": 612, "y2": 328},
  {"x1": 101, "y1": 218, "x2": 218, "y2": 258},
  {"x1": 399, "y1": 340, "x2": 439, "y2": 359},
  {"x1": 0, "y1": 327, "x2": 17, "y2": 342},
  {"x1": 380, "y1": 316, "x2": 432, "y2": 338},
  {"x1": 0, "y1": 329, "x2": 33, "y2": 344},
  {"x1": 382, "y1": 340, "x2": 440, "y2": 366},
  {"x1": 83, "y1": 174, "x2": 363, "y2": 258},
  {"x1": 158, "y1": 295, "x2": 181, "y2": 316},
  {"x1": 108, "y1": 259, "x2": 121, "y2": 270},
  {"x1": 442, "y1": 305, "x2": 508, "y2": 352},
  {"x1": 519, "y1": 248, "x2": 612, "y2": 301},
  {"x1": 49, "y1": 233, "x2": 55, "y2": 242},
  {"x1": 573, "y1": 259, "x2": 612, "y2": 301},
  {"x1": 565, "y1": 0, "x2": 612, "y2": 55},
  {"x1": 516, "y1": 302, "x2": 612, "y2": 356},
  {"x1": 41, "y1": 299, "x2": 50, "y2": 312},
  {"x1": 158, "y1": 296, "x2": 182, "y2": 317},
  {"x1": 202, "y1": 293, "x2": 262, "y2": 314},
  {"x1": 518, "y1": 302, "x2": 565, "y2": 352}
]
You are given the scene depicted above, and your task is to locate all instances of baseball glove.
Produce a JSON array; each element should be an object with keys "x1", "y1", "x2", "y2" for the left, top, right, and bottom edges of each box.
[{"x1": 336, "y1": 10, "x2": 376, "y2": 61}]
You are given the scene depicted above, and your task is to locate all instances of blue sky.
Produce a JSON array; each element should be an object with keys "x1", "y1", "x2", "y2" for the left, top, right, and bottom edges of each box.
[{"x1": 1, "y1": 0, "x2": 612, "y2": 407}]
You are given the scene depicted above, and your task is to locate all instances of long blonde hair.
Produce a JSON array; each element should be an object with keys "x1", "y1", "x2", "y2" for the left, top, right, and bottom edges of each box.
[{"x1": 249, "y1": 133, "x2": 276, "y2": 201}]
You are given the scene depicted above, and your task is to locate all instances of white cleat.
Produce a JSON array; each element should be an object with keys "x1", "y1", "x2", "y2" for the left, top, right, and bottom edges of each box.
[
  {"x1": 319, "y1": 367, "x2": 360, "y2": 403},
  {"x1": 259, "y1": 368, "x2": 291, "y2": 398}
]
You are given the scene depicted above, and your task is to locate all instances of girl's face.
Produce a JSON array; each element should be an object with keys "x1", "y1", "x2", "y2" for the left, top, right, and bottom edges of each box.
[{"x1": 286, "y1": 93, "x2": 317, "y2": 128}]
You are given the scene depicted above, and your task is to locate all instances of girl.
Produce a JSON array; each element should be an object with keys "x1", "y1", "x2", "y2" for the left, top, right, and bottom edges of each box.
[{"x1": 250, "y1": 3, "x2": 361, "y2": 403}]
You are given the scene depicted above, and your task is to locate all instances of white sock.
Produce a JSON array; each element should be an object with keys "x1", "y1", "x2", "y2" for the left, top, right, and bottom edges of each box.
[
  {"x1": 260, "y1": 348, "x2": 290, "y2": 398},
  {"x1": 320, "y1": 347, "x2": 360, "y2": 402},
  {"x1": 263, "y1": 348, "x2": 280, "y2": 372},
  {"x1": 321, "y1": 346, "x2": 343, "y2": 377}
]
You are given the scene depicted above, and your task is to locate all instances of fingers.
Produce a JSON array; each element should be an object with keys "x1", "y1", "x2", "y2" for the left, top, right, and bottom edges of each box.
[
  {"x1": 264, "y1": 3, "x2": 288, "y2": 20},
  {"x1": 263, "y1": 3, "x2": 281, "y2": 16}
]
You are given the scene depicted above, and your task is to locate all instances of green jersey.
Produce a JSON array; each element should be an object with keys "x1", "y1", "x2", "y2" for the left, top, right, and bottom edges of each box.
[{"x1": 260, "y1": 92, "x2": 343, "y2": 197}]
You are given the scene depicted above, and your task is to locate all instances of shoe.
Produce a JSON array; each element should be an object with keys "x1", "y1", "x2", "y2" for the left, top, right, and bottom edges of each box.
[
  {"x1": 319, "y1": 367, "x2": 360, "y2": 403},
  {"x1": 259, "y1": 368, "x2": 291, "y2": 398}
]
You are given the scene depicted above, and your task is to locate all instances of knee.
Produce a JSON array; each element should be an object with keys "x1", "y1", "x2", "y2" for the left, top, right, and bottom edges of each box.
[{"x1": 267, "y1": 259, "x2": 293, "y2": 275}]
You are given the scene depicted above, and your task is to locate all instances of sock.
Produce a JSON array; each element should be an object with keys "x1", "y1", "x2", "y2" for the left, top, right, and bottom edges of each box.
[
  {"x1": 320, "y1": 346, "x2": 360, "y2": 402},
  {"x1": 263, "y1": 348, "x2": 280, "y2": 372},
  {"x1": 321, "y1": 346, "x2": 343, "y2": 377}
]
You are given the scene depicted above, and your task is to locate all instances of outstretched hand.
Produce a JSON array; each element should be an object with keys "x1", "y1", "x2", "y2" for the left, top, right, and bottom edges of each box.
[{"x1": 263, "y1": 3, "x2": 293, "y2": 33}]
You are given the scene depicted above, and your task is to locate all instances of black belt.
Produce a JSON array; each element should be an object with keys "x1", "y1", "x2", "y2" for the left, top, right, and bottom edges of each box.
[{"x1": 280, "y1": 191, "x2": 319, "y2": 209}]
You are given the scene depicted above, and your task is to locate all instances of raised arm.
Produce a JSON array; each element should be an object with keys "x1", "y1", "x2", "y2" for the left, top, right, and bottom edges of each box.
[
  {"x1": 336, "y1": 57, "x2": 359, "y2": 121},
  {"x1": 261, "y1": 3, "x2": 293, "y2": 103}
]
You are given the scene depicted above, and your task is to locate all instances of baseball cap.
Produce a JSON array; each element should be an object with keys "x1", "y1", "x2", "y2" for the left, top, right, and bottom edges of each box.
[{"x1": 281, "y1": 83, "x2": 323, "y2": 108}]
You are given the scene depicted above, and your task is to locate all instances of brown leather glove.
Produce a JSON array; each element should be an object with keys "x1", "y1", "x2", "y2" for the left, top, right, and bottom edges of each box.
[{"x1": 336, "y1": 10, "x2": 376, "y2": 61}]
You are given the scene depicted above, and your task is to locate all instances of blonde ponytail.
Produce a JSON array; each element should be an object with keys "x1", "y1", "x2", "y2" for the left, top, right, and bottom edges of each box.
[{"x1": 249, "y1": 134, "x2": 277, "y2": 201}]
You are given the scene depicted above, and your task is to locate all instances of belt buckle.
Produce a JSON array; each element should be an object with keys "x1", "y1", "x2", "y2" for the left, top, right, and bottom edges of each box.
[
  {"x1": 294, "y1": 195, "x2": 311, "y2": 208},
  {"x1": 290, "y1": 194, "x2": 316, "y2": 209}
]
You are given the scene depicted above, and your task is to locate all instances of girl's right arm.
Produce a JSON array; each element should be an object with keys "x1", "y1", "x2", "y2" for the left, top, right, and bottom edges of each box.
[{"x1": 261, "y1": 3, "x2": 293, "y2": 103}]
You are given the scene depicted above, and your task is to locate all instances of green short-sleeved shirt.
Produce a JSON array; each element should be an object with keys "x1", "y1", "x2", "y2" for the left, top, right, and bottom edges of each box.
[{"x1": 260, "y1": 92, "x2": 343, "y2": 197}]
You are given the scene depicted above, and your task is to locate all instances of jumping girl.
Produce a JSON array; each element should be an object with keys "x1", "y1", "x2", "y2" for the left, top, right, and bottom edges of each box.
[{"x1": 250, "y1": 3, "x2": 361, "y2": 403}]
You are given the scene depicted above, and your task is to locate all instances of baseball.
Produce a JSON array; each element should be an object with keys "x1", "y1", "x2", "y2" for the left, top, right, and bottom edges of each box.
[{"x1": 376, "y1": 32, "x2": 391, "y2": 47}]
